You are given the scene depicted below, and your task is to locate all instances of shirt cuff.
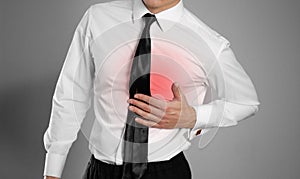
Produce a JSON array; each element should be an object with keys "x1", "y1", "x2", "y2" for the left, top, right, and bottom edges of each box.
[
  {"x1": 43, "y1": 153, "x2": 67, "y2": 178},
  {"x1": 187, "y1": 104, "x2": 213, "y2": 140}
]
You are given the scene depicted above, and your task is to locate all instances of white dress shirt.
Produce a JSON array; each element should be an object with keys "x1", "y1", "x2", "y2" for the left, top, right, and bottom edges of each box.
[{"x1": 43, "y1": 0, "x2": 260, "y2": 177}]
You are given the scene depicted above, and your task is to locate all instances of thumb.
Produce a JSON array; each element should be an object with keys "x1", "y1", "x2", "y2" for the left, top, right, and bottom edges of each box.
[{"x1": 172, "y1": 82, "x2": 181, "y2": 100}]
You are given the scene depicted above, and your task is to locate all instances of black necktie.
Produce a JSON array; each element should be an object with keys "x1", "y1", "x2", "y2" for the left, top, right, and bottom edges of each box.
[{"x1": 122, "y1": 13, "x2": 156, "y2": 179}]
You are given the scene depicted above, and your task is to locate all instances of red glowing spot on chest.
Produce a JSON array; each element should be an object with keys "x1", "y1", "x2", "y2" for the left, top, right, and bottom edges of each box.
[{"x1": 150, "y1": 73, "x2": 174, "y2": 101}]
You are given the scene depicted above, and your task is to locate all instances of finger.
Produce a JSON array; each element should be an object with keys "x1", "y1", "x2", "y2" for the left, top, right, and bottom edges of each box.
[
  {"x1": 135, "y1": 117, "x2": 161, "y2": 128},
  {"x1": 171, "y1": 82, "x2": 181, "y2": 100},
  {"x1": 134, "y1": 94, "x2": 167, "y2": 110},
  {"x1": 129, "y1": 105, "x2": 162, "y2": 123},
  {"x1": 128, "y1": 99, "x2": 165, "y2": 117}
]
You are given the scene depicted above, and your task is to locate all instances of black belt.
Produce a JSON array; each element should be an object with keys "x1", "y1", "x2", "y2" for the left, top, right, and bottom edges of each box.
[{"x1": 90, "y1": 151, "x2": 186, "y2": 173}]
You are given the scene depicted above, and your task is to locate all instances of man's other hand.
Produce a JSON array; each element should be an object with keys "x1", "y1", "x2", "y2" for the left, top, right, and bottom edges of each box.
[{"x1": 127, "y1": 82, "x2": 196, "y2": 129}]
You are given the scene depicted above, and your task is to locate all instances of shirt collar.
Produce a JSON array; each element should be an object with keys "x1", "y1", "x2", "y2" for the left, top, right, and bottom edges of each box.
[{"x1": 132, "y1": 0, "x2": 184, "y2": 32}]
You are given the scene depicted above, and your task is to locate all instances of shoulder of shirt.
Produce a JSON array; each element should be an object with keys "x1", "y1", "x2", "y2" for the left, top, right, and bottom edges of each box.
[
  {"x1": 82, "y1": 0, "x2": 132, "y2": 38},
  {"x1": 182, "y1": 8, "x2": 231, "y2": 57},
  {"x1": 88, "y1": 0, "x2": 132, "y2": 14}
]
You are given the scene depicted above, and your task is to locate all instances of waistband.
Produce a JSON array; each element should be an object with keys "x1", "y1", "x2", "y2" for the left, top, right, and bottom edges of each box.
[{"x1": 90, "y1": 151, "x2": 186, "y2": 173}]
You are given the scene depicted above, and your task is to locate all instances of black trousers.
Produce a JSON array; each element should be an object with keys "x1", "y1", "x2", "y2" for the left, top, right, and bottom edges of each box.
[{"x1": 82, "y1": 152, "x2": 192, "y2": 179}]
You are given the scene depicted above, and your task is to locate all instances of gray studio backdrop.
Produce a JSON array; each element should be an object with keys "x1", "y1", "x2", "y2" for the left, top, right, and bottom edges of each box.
[{"x1": 1, "y1": 0, "x2": 300, "y2": 178}]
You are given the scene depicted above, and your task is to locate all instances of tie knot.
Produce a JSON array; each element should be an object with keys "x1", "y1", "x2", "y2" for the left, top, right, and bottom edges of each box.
[{"x1": 143, "y1": 13, "x2": 156, "y2": 27}]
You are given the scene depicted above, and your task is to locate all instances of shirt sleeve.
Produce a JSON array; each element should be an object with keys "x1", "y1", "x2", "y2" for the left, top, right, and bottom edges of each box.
[
  {"x1": 187, "y1": 41, "x2": 260, "y2": 140},
  {"x1": 43, "y1": 6, "x2": 94, "y2": 178}
]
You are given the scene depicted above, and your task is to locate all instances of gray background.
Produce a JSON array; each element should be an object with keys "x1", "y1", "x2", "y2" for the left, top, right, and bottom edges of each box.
[{"x1": 1, "y1": 0, "x2": 299, "y2": 178}]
